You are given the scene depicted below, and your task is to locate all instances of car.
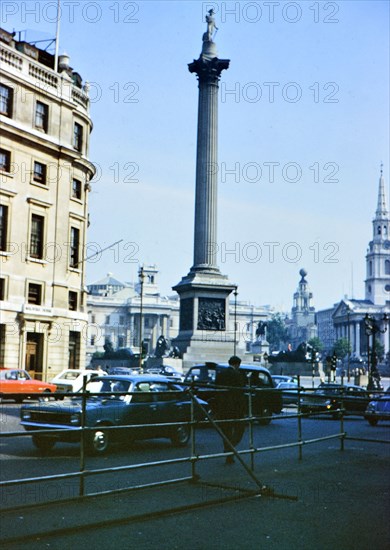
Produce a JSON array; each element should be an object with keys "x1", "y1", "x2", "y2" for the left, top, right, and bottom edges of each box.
[
  {"x1": 271, "y1": 375, "x2": 298, "y2": 385},
  {"x1": 300, "y1": 383, "x2": 371, "y2": 419},
  {"x1": 365, "y1": 387, "x2": 390, "y2": 426},
  {"x1": 20, "y1": 374, "x2": 207, "y2": 454},
  {"x1": 183, "y1": 362, "x2": 283, "y2": 425},
  {"x1": 50, "y1": 369, "x2": 105, "y2": 394},
  {"x1": 271, "y1": 376, "x2": 303, "y2": 405},
  {"x1": 145, "y1": 365, "x2": 184, "y2": 382},
  {"x1": 0, "y1": 369, "x2": 57, "y2": 403}
]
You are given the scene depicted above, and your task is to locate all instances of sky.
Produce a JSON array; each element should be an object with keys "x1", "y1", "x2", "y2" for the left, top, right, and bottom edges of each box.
[{"x1": 2, "y1": 0, "x2": 389, "y2": 311}]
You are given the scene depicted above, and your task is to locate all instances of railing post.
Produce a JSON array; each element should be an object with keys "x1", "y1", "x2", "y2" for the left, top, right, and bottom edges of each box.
[
  {"x1": 190, "y1": 391, "x2": 197, "y2": 481},
  {"x1": 248, "y1": 380, "x2": 254, "y2": 471},
  {"x1": 79, "y1": 376, "x2": 87, "y2": 497},
  {"x1": 340, "y1": 388, "x2": 345, "y2": 452},
  {"x1": 297, "y1": 375, "x2": 303, "y2": 460}
]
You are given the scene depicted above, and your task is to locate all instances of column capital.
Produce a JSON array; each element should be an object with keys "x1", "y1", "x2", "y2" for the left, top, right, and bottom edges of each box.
[{"x1": 188, "y1": 56, "x2": 230, "y2": 83}]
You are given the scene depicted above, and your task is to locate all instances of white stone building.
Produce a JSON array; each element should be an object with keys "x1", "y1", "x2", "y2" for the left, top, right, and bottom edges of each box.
[
  {"x1": 0, "y1": 28, "x2": 95, "y2": 380},
  {"x1": 317, "y1": 168, "x2": 390, "y2": 366},
  {"x1": 86, "y1": 266, "x2": 272, "y2": 368}
]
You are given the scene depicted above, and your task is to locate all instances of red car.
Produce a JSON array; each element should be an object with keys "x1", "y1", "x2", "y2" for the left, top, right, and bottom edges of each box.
[{"x1": 0, "y1": 369, "x2": 57, "y2": 403}]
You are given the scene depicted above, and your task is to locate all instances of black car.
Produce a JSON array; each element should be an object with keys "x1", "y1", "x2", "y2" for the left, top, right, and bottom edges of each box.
[
  {"x1": 271, "y1": 375, "x2": 303, "y2": 405},
  {"x1": 300, "y1": 383, "x2": 371, "y2": 419},
  {"x1": 20, "y1": 375, "x2": 206, "y2": 454},
  {"x1": 365, "y1": 387, "x2": 390, "y2": 426},
  {"x1": 183, "y1": 363, "x2": 283, "y2": 425}
]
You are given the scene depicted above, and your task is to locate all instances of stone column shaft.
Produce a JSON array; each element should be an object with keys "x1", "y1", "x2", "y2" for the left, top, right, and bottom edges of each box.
[{"x1": 189, "y1": 56, "x2": 229, "y2": 273}]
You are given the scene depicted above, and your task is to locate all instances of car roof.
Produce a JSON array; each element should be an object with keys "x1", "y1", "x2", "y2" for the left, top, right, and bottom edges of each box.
[
  {"x1": 91, "y1": 374, "x2": 181, "y2": 384},
  {"x1": 189, "y1": 363, "x2": 271, "y2": 374},
  {"x1": 318, "y1": 383, "x2": 365, "y2": 390}
]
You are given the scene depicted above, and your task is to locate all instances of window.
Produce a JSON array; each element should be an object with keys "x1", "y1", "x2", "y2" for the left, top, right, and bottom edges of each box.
[
  {"x1": 119, "y1": 316, "x2": 125, "y2": 325},
  {"x1": 385, "y1": 260, "x2": 390, "y2": 276},
  {"x1": 72, "y1": 178, "x2": 82, "y2": 199},
  {"x1": 35, "y1": 101, "x2": 48, "y2": 131},
  {"x1": 73, "y1": 122, "x2": 83, "y2": 152},
  {"x1": 90, "y1": 335, "x2": 95, "y2": 346},
  {"x1": 30, "y1": 214, "x2": 44, "y2": 259},
  {"x1": 0, "y1": 205, "x2": 8, "y2": 251},
  {"x1": 0, "y1": 278, "x2": 4, "y2": 300},
  {"x1": 69, "y1": 227, "x2": 80, "y2": 268},
  {"x1": 28, "y1": 283, "x2": 42, "y2": 305},
  {"x1": 105, "y1": 315, "x2": 110, "y2": 325},
  {"x1": 0, "y1": 149, "x2": 11, "y2": 172},
  {"x1": 69, "y1": 291, "x2": 78, "y2": 311},
  {"x1": 33, "y1": 161, "x2": 46, "y2": 184},
  {"x1": 0, "y1": 84, "x2": 13, "y2": 117}
]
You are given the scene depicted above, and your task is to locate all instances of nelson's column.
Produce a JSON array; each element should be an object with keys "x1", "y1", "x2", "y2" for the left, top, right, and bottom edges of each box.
[{"x1": 173, "y1": 11, "x2": 237, "y2": 367}]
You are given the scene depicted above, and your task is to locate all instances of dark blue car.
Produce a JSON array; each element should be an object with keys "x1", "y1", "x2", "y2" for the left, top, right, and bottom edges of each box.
[
  {"x1": 365, "y1": 387, "x2": 390, "y2": 426},
  {"x1": 21, "y1": 375, "x2": 206, "y2": 454}
]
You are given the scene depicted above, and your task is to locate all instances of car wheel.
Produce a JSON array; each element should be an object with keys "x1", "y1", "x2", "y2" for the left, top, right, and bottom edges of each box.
[
  {"x1": 32, "y1": 435, "x2": 56, "y2": 452},
  {"x1": 258, "y1": 406, "x2": 272, "y2": 426},
  {"x1": 39, "y1": 390, "x2": 52, "y2": 402},
  {"x1": 368, "y1": 418, "x2": 378, "y2": 426},
  {"x1": 171, "y1": 425, "x2": 190, "y2": 447},
  {"x1": 88, "y1": 427, "x2": 110, "y2": 454}
]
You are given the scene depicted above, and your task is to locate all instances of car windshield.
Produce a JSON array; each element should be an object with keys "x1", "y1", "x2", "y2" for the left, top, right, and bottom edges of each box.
[
  {"x1": 58, "y1": 371, "x2": 80, "y2": 380},
  {"x1": 185, "y1": 367, "x2": 216, "y2": 383},
  {"x1": 85, "y1": 378, "x2": 131, "y2": 395}
]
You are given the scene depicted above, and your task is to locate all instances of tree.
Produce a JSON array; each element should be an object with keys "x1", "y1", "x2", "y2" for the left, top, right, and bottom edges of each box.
[
  {"x1": 308, "y1": 337, "x2": 324, "y2": 353},
  {"x1": 266, "y1": 313, "x2": 288, "y2": 352},
  {"x1": 333, "y1": 338, "x2": 351, "y2": 359}
]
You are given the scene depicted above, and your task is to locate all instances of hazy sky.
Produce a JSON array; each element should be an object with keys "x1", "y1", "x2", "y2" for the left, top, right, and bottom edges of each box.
[{"x1": 2, "y1": 1, "x2": 389, "y2": 311}]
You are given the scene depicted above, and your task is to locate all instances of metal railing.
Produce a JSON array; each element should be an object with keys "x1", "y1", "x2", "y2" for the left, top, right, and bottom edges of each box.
[{"x1": 0, "y1": 381, "x2": 389, "y2": 510}]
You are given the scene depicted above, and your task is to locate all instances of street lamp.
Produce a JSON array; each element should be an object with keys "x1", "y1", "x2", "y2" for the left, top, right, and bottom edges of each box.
[
  {"x1": 138, "y1": 266, "x2": 145, "y2": 373},
  {"x1": 364, "y1": 313, "x2": 388, "y2": 390},
  {"x1": 233, "y1": 286, "x2": 238, "y2": 355},
  {"x1": 346, "y1": 306, "x2": 351, "y2": 382}
]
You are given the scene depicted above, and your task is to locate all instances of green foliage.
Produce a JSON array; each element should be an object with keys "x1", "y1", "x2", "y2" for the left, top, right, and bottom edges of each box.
[
  {"x1": 308, "y1": 337, "x2": 324, "y2": 352},
  {"x1": 267, "y1": 313, "x2": 288, "y2": 352},
  {"x1": 333, "y1": 338, "x2": 351, "y2": 359}
]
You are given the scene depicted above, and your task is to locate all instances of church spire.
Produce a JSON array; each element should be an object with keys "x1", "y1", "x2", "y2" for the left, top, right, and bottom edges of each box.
[{"x1": 375, "y1": 163, "x2": 388, "y2": 219}]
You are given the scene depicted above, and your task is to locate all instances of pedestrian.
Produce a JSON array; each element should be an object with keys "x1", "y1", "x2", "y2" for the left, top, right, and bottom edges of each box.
[{"x1": 215, "y1": 355, "x2": 246, "y2": 464}]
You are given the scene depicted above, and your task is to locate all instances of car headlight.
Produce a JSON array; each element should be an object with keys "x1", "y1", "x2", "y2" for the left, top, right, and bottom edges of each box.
[
  {"x1": 70, "y1": 414, "x2": 80, "y2": 425},
  {"x1": 21, "y1": 410, "x2": 31, "y2": 420}
]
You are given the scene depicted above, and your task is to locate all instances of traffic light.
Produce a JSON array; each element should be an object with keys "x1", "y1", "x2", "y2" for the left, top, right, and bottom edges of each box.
[
  {"x1": 331, "y1": 353, "x2": 337, "y2": 371},
  {"x1": 141, "y1": 340, "x2": 148, "y2": 358}
]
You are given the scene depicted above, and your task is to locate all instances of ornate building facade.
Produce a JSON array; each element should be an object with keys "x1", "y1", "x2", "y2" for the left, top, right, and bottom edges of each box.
[
  {"x1": 287, "y1": 268, "x2": 317, "y2": 350},
  {"x1": 0, "y1": 29, "x2": 95, "y2": 379},
  {"x1": 317, "y1": 168, "x2": 390, "y2": 365},
  {"x1": 85, "y1": 266, "x2": 272, "y2": 368}
]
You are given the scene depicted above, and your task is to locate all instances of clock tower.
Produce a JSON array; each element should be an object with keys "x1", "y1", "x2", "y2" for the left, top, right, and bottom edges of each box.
[{"x1": 365, "y1": 166, "x2": 390, "y2": 305}]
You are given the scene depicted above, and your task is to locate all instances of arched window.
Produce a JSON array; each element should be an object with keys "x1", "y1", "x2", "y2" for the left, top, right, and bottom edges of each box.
[
  {"x1": 385, "y1": 260, "x2": 390, "y2": 275},
  {"x1": 369, "y1": 260, "x2": 373, "y2": 276}
]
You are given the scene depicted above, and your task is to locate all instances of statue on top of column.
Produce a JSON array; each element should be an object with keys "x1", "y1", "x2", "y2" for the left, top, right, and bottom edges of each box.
[{"x1": 203, "y1": 9, "x2": 218, "y2": 42}]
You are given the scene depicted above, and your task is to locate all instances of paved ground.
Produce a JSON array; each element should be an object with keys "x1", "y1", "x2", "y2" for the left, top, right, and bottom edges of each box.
[
  {"x1": 1, "y1": 376, "x2": 389, "y2": 549},
  {"x1": 1, "y1": 428, "x2": 389, "y2": 549}
]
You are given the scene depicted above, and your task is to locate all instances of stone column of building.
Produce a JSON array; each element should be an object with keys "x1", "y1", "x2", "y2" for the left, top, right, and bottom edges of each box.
[{"x1": 173, "y1": 12, "x2": 238, "y2": 368}]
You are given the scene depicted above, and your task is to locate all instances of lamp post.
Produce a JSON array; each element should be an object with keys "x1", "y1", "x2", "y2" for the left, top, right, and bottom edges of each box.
[
  {"x1": 364, "y1": 313, "x2": 388, "y2": 390},
  {"x1": 233, "y1": 286, "x2": 238, "y2": 355},
  {"x1": 138, "y1": 266, "x2": 145, "y2": 373},
  {"x1": 347, "y1": 307, "x2": 351, "y2": 382}
]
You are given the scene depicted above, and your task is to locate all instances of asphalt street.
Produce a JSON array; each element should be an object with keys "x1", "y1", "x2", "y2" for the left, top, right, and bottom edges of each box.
[{"x1": 0, "y1": 384, "x2": 389, "y2": 550}]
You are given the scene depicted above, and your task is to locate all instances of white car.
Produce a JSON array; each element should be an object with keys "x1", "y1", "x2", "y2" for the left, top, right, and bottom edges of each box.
[{"x1": 50, "y1": 369, "x2": 104, "y2": 394}]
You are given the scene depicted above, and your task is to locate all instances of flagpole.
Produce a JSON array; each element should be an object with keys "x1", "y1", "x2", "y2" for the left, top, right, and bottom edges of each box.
[{"x1": 54, "y1": 0, "x2": 60, "y2": 72}]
